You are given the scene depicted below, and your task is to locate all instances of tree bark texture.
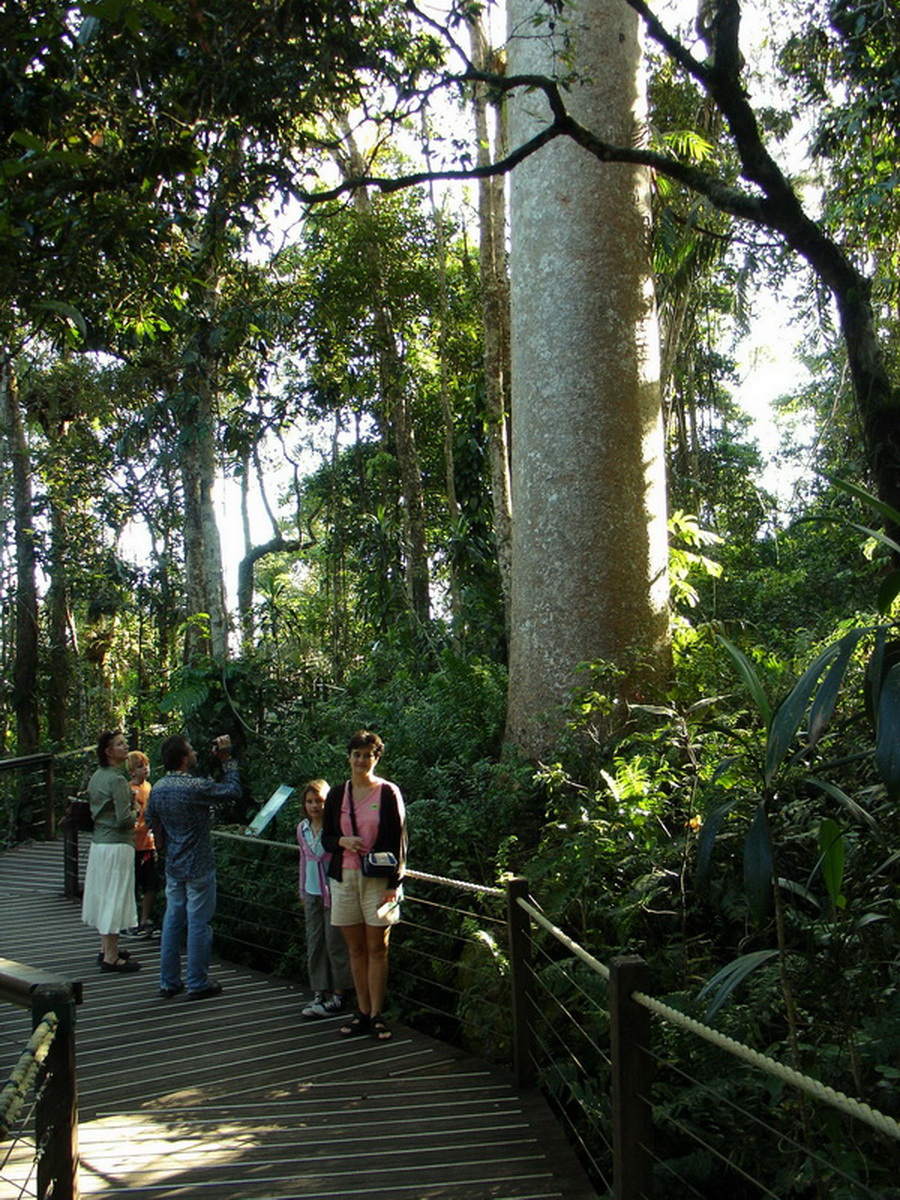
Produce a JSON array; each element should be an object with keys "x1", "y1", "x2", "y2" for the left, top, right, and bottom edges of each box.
[
  {"x1": 1, "y1": 360, "x2": 41, "y2": 754},
  {"x1": 505, "y1": 0, "x2": 670, "y2": 754}
]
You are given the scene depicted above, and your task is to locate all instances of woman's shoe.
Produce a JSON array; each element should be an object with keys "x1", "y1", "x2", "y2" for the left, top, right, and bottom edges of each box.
[
  {"x1": 100, "y1": 957, "x2": 141, "y2": 973},
  {"x1": 339, "y1": 1011, "x2": 371, "y2": 1036},
  {"x1": 371, "y1": 1015, "x2": 393, "y2": 1042},
  {"x1": 96, "y1": 949, "x2": 130, "y2": 965}
]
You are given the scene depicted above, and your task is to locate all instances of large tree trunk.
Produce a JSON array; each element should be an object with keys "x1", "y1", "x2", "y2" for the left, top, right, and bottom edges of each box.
[
  {"x1": 471, "y1": 13, "x2": 514, "y2": 641},
  {"x1": 1, "y1": 359, "x2": 41, "y2": 755},
  {"x1": 505, "y1": 0, "x2": 671, "y2": 754}
]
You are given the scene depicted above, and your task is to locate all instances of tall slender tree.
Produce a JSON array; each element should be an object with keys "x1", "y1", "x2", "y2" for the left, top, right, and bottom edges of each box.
[
  {"x1": 0, "y1": 360, "x2": 40, "y2": 755},
  {"x1": 470, "y1": 12, "x2": 514, "y2": 640}
]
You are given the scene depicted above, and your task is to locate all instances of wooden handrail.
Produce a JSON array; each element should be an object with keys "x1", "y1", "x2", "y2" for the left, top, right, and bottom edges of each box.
[
  {"x1": 0, "y1": 752, "x2": 54, "y2": 772},
  {"x1": 0, "y1": 957, "x2": 83, "y2": 1008}
]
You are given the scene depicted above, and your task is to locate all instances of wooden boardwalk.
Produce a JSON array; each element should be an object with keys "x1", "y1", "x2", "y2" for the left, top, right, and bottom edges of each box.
[{"x1": 0, "y1": 839, "x2": 598, "y2": 1200}]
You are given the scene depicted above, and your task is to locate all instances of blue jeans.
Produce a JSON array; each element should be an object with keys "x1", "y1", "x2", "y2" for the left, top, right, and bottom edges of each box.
[{"x1": 160, "y1": 871, "x2": 217, "y2": 992}]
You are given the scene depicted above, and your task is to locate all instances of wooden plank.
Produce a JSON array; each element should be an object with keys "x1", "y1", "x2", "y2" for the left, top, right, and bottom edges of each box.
[{"x1": 1, "y1": 840, "x2": 598, "y2": 1199}]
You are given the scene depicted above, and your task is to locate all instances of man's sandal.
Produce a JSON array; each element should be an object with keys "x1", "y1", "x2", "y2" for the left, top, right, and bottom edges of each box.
[
  {"x1": 339, "y1": 1012, "x2": 371, "y2": 1037},
  {"x1": 371, "y1": 1015, "x2": 393, "y2": 1042}
]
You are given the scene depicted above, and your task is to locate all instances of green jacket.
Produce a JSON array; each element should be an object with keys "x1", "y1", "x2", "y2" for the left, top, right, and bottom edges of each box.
[{"x1": 88, "y1": 766, "x2": 136, "y2": 846}]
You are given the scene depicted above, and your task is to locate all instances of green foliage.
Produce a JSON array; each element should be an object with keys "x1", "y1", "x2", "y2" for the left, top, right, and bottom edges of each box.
[{"x1": 668, "y1": 510, "x2": 723, "y2": 617}]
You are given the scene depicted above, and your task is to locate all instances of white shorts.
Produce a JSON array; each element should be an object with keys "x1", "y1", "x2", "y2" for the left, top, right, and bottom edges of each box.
[{"x1": 329, "y1": 869, "x2": 400, "y2": 927}]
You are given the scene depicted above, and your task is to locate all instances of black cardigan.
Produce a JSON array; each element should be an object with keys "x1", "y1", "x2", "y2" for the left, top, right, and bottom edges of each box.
[{"x1": 321, "y1": 780, "x2": 406, "y2": 891}]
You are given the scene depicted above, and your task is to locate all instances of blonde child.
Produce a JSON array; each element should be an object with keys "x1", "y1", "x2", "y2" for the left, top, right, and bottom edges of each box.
[
  {"x1": 123, "y1": 750, "x2": 159, "y2": 938},
  {"x1": 297, "y1": 779, "x2": 352, "y2": 1017}
]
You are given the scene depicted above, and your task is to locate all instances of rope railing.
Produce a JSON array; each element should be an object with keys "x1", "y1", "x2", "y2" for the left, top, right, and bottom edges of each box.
[
  {"x1": 515, "y1": 894, "x2": 611, "y2": 981},
  {"x1": 632, "y1": 988, "x2": 900, "y2": 1143},
  {"x1": 509, "y1": 896, "x2": 900, "y2": 1200},
  {"x1": 0, "y1": 960, "x2": 80, "y2": 1200},
  {"x1": 0, "y1": 1014, "x2": 58, "y2": 1140},
  {"x1": 640, "y1": 1038, "x2": 893, "y2": 1200},
  {"x1": 514, "y1": 890, "x2": 900, "y2": 1136}
]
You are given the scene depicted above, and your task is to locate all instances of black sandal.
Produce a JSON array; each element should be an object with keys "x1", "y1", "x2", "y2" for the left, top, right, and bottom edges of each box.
[
  {"x1": 371, "y1": 1015, "x2": 393, "y2": 1042},
  {"x1": 96, "y1": 949, "x2": 130, "y2": 965},
  {"x1": 99, "y1": 957, "x2": 141, "y2": 974},
  {"x1": 339, "y1": 1011, "x2": 371, "y2": 1037}
]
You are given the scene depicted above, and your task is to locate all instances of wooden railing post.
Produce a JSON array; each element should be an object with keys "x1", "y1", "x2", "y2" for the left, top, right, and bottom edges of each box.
[
  {"x1": 610, "y1": 955, "x2": 654, "y2": 1200},
  {"x1": 31, "y1": 982, "x2": 80, "y2": 1200},
  {"x1": 45, "y1": 756, "x2": 56, "y2": 840},
  {"x1": 506, "y1": 875, "x2": 536, "y2": 1088},
  {"x1": 62, "y1": 814, "x2": 79, "y2": 899}
]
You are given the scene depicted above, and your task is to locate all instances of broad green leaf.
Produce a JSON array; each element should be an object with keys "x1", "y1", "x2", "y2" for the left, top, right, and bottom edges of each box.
[
  {"x1": 765, "y1": 638, "x2": 848, "y2": 786},
  {"x1": 824, "y1": 473, "x2": 900, "y2": 531},
  {"x1": 697, "y1": 949, "x2": 779, "y2": 1020},
  {"x1": 10, "y1": 131, "x2": 45, "y2": 152},
  {"x1": 851, "y1": 913, "x2": 887, "y2": 933},
  {"x1": 744, "y1": 802, "x2": 773, "y2": 927},
  {"x1": 874, "y1": 663, "x2": 900, "y2": 797},
  {"x1": 778, "y1": 877, "x2": 820, "y2": 910},
  {"x1": 843, "y1": 521, "x2": 900, "y2": 559},
  {"x1": 818, "y1": 818, "x2": 846, "y2": 910},
  {"x1": 710, "y1": 755, "x2": 743, "y2": 784},
  {"x1": 866, "y1": 627, "x2": 888, "y2": 718},
  {"x1": 795, "y1": 511, "x2": 900, "y2": 558},
  {"x1": 694, "y1": 796, "x2": 741, "y2": 888},
  {"x1": 806, "y1": 776, "x2": 878, "y2": 832},
  {"x1": 807, "y1": 629, "x2": 864, "y2": 750},
  {"x1": 717, "y1": 635, "x2": 772, "y2": 732}
]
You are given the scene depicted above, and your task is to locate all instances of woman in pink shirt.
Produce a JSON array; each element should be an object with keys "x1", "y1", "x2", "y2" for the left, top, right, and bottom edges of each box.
[{"x1": 322, "y1": 730, "x2": 406, "y2": 1042}]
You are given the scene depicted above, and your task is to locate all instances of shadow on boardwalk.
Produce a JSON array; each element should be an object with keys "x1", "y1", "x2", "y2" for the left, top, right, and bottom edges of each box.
[{"x1": 0, "y1": 839, "x2": 598, "y2": 1199}]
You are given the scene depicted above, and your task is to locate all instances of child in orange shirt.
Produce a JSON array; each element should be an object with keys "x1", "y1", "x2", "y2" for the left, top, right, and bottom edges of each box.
[{"x1": 123, "y1": 750, "x2": 159, "y2": 938}]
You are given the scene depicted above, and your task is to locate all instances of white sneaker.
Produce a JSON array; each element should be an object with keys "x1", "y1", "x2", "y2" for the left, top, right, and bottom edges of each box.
[
  {"x1": 321, "y1": 994, "x2": 347, "y2": 1015},
  {"x1": 302, "y1": 993, "x2": 327, "y2": 1018}
]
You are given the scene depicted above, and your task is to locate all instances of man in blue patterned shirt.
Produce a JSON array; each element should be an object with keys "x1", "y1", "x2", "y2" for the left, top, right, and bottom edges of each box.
[{"x1": 146, "y1": 734, "x2": 241, "y2": 1001}]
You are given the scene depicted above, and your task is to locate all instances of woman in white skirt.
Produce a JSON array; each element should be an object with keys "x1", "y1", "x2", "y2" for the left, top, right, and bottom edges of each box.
[{"x1": 82, "y1": 731, "x2": 141, "y2": 973}]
